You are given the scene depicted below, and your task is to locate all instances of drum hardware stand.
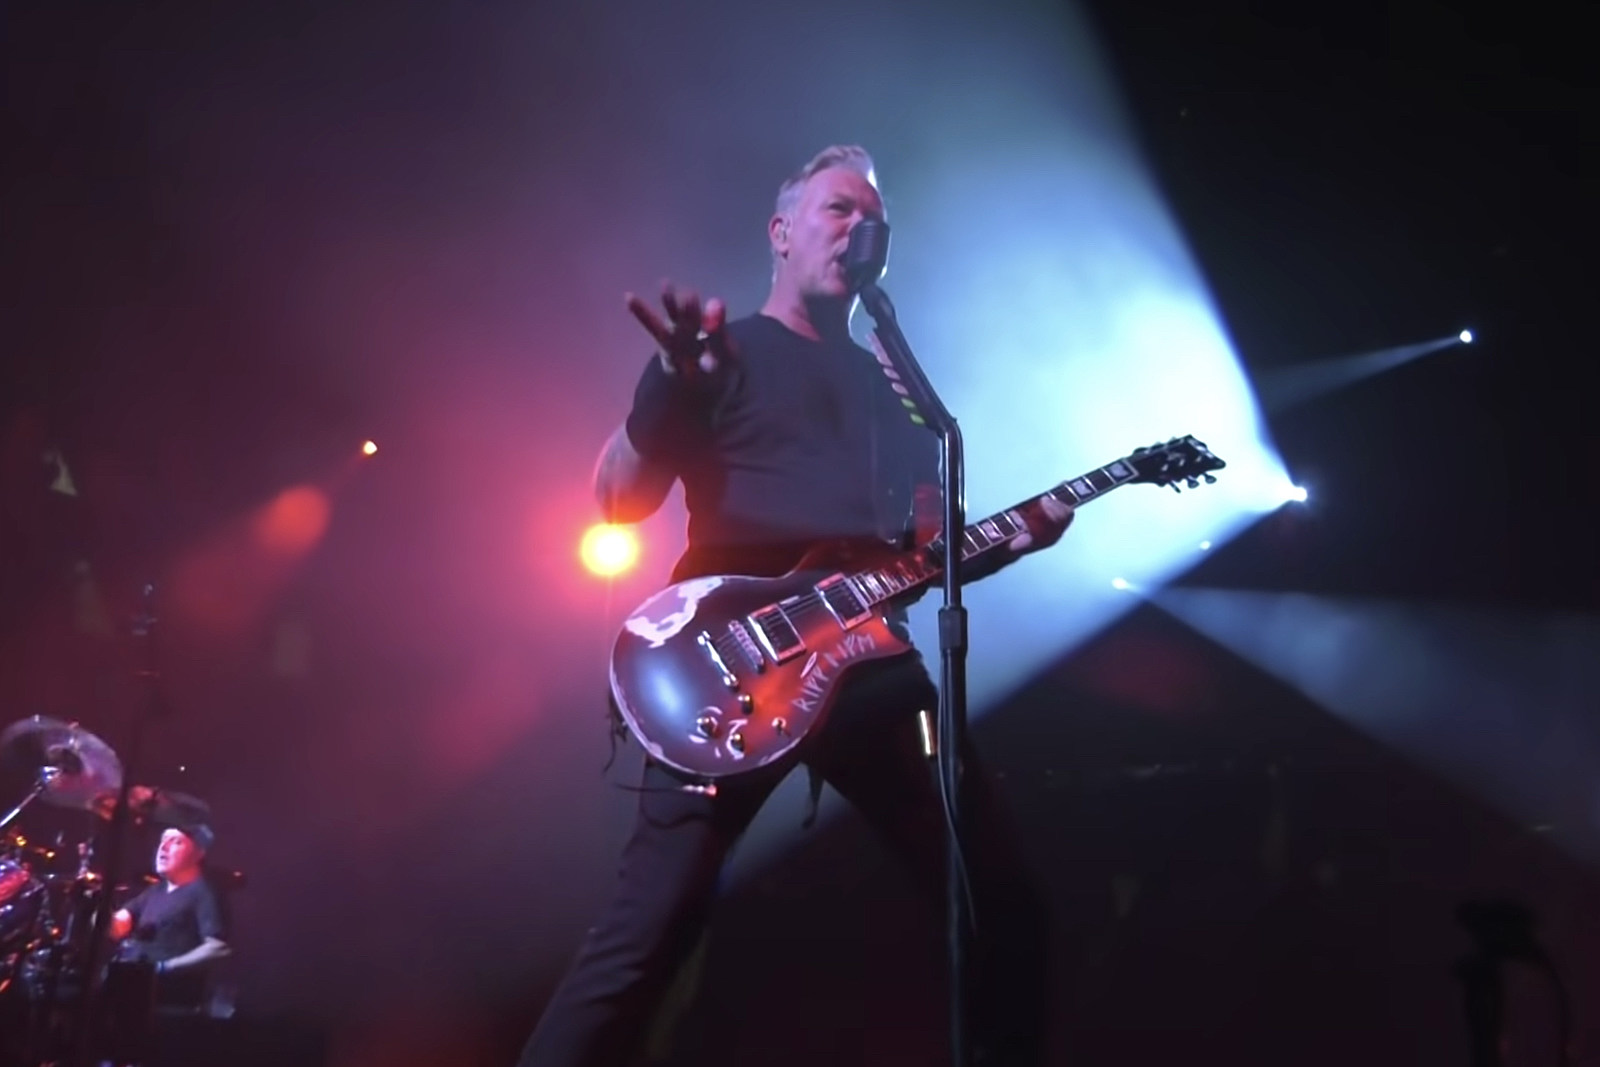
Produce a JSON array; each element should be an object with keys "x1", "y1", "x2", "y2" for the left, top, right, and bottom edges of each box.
[
  {"x1": 69, "y1": 581, "x2": 166, "y2": 1067},
  {"x1": 0, "y1": 779, "x2": 53, "y2": 837}
]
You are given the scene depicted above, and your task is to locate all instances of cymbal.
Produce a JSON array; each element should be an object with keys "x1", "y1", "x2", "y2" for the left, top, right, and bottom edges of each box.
[
  {"x1": 0, "y1": 715, "x2": 123, "y2": 814},
  {"x1": 132, "y1": 786, "x2": 212, "y2": 827},
  {"x1": 87, "y1": 784, "x2": 214, "y2": 828}
]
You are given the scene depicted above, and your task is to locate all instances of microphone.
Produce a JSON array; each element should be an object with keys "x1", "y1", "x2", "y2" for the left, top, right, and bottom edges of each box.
[{"x1": 843, "y1": 218, "x2": 890, "y2": 294}]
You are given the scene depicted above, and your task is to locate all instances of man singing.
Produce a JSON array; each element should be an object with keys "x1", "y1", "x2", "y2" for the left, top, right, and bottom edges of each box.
[{"x1": 518, "y1": 145, "x2": 1073, "y2": 1066}]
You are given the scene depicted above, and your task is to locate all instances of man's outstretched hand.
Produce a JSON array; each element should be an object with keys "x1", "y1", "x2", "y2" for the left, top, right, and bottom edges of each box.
[{"x1": 625, "y1": 281, "x2": 736, "y2": 382}]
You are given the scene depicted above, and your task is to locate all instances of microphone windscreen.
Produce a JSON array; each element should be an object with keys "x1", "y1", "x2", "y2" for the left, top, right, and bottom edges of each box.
[{"x1": 843, "y1": 219, "x2": 890, "y2": 293}]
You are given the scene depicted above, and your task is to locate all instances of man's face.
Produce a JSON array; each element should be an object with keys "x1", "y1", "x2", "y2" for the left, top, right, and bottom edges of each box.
[
  {"x1": 155, "y1": 828, "x2": 203, "y2": 878},
  {"x1": 773, "y1": 166, "x2": 885, "y2": 301}
]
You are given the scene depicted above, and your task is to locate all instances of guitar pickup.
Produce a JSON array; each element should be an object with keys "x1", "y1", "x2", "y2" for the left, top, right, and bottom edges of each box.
[
  {"x1": 816, "y1": 574, "x2": 871, "y2": 628},
  {"x1": 726, "y1": 620, "x2": 766, "y2": 673},
  {"x1": 747, "y1": 606, "x2": 804, "y2": 664}
]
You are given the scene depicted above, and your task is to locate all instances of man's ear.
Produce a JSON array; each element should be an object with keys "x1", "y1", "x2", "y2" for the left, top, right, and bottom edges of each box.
[{"x1": 769, "y1": 214, "x2": 790, "y2": 256}]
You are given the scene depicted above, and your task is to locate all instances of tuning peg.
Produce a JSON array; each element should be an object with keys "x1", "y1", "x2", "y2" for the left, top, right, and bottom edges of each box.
[
  {"x1": 1170, "y1": 483, "x2": 1182, "y2": 493},
  {"x1": 1185, "y1": 476, "x2": 1199, "y2": 489},
  {"x1": 1203, "y1": 474, "x2": 1216, "y2": 484}
]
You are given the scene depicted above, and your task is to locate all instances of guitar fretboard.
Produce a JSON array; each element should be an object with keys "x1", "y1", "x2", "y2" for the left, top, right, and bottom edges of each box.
[{"x1": 844, "y1": 457, "x2": 1141, "y2": 609}]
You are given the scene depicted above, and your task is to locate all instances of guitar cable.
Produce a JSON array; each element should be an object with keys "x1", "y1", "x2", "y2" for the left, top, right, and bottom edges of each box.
[{"x1": 923, "y1": 708, "x2": 980, "y2": 937}]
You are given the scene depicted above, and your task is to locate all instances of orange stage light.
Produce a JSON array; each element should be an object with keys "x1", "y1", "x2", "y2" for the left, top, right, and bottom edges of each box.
[{"x1": 580, "y1": 523, "x2": 640, "y2": 577}]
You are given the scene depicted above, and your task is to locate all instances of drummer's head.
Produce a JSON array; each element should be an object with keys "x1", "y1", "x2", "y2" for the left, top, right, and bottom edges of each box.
[{"x1": 154, "y1": 825, "x2": 210, "y2": 883}]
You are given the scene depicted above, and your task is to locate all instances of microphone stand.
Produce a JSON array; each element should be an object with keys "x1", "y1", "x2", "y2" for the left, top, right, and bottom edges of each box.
[
  {"x1": 71, "y1": 581, "x2": 164, "y2": 1067},
  {"x1": 856, "y1": 280, "x2": 973, "y2": 1067}
]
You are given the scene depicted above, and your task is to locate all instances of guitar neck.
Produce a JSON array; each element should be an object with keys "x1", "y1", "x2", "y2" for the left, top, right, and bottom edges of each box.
[{"x1": 849, "y1": 455, "x2": 1141, "y2": 607}]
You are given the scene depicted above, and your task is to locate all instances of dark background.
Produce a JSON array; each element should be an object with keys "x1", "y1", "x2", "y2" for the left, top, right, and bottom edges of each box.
[{"x1": 2, "y1": 0, "x2": 1594, "y2": 1063}]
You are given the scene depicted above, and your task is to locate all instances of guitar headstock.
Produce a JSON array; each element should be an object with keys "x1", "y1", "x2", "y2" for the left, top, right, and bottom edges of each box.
[{"x1": 1128, "y1": 435, "x2": 1227, "y2": 491}]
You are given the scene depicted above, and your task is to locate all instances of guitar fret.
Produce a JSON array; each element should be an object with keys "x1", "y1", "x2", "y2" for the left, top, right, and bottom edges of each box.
[{"x1": 843, "y1": 439, "x2": 1219, "y2": 610}]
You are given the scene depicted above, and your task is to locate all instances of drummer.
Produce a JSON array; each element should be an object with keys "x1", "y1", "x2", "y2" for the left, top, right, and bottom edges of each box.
[{"x1": 108, "y1": 822, "x2": 231, "y2": 1008}]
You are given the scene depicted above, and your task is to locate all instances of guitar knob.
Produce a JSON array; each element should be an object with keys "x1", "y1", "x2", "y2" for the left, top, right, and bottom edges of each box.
[
  {"x1": 772, "y1": 717, "x2": 788, "y2": 736},
  {"x1": 737, "y1": 693, "x2": 754, "y2": 715},
  {"x1": 727, "y1": 728, "x2": 744, "y2": 754},
  {"x1": 695, "y1": 715, "x2": 719, "y2": 739}
]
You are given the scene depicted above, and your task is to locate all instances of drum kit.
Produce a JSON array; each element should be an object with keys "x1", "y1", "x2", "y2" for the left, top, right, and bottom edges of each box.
[{"x1": 0, "y1": 714, "x2": 211, "y2": 1064}]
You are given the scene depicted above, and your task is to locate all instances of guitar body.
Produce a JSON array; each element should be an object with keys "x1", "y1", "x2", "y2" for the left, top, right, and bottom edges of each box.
[
  {"x1": 609, "y1": 556, "x2": 912, "y2": 781},
  {"x1": 607, "y1": 436, "x2": 1226, "y2": 784}
]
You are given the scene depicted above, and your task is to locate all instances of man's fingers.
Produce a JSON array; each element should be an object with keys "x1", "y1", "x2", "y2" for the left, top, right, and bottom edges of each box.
[
  {"x1": 675, "y1": 288, "x2": 703, "y2": 334},
  {"x1": 1007, "y1": 497, "x2": 1073, "y2": 555},
  {"x1": 702, "y1": 297, "x2": 725, "y2": 334},
  {"x1": 625, "y1": 292, "x2": 673, "y2": 348},
  {"x1": 1040, "y1": 497, "x2": 1074, "y2": 525},
  {"x1": 703, "y1": 298, "x2": 736, "y2": 363},
  {"x1": 631, "y1": 284, "x2": 731, "y2": 374}
]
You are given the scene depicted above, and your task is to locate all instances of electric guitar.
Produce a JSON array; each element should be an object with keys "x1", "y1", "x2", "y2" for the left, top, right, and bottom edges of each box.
[{"x1": 609, "y1": 435, "x2": 1226, "y2": 781}]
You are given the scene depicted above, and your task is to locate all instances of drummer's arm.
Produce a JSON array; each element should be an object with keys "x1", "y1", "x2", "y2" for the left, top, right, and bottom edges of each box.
[
  {"x1": 110, "y1": 886, "x2": 150, "y2": 941},
  {"x1": 157, "y1": 937, "x2": 231, "y2": 974},
  {"x1": 155, "y1": 886, "x2": 232, "y2": 974}
]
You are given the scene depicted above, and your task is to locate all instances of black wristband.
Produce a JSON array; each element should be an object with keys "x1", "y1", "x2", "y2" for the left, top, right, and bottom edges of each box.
[{"x1": 625, "y1": 356, "x2": 707, "y2": 458}]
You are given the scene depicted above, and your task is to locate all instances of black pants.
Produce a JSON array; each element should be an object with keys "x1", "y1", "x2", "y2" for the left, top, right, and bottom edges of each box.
[{"x1": 517, "y1": 654, "x2": 1049, "y2": 1066}]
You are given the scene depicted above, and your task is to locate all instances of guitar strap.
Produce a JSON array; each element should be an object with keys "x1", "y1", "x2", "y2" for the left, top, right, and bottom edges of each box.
[{"x1": 602, "y1": 689, "x2": 629, "y2": 774}]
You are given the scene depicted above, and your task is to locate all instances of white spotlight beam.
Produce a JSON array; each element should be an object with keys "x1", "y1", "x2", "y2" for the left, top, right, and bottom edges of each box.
[
  {"x1": 1258, "y1": 335, "x2": 1464, "y2": 413},
  {"x1": 1148, "y1": 586, "x2": 1600, "y2": 871}
]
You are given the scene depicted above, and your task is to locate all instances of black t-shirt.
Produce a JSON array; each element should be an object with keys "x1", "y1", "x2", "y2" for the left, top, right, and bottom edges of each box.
[
  {"x1": 118, "y1": 875, "x2": 229, "y2": 1004},
  {"x1": 631, "y1": 313, "x2": 940, "y2": 583}
]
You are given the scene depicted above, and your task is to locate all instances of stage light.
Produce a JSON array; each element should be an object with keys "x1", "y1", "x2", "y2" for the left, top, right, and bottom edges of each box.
[
  {"x1": 1199, "y1": 540, "x2": 1212, "y2": 551},
  {"x1": 1111, "y1": 577, "x2": 1130, "y2": 590},
  {"x1": 580, "y1": 523, "x2": 640, "y2": 578},
  {"x1": 1288, "y1": 485, "x2": 1309, "y2": 503},
  {"x1": 1459, "y1": 329, "x2": 1474, "y2": 344},
  {"x1": 257, "y1": 485, "x2": 332, "y2": 555},
  {"x1": 361, "y1": 440, "x2": 378, "y2": 456}
]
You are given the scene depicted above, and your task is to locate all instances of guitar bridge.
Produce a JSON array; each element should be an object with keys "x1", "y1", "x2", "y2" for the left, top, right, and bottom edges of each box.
[{"x1": 697, "y1": 631, "x2": 739, "y2": 690}]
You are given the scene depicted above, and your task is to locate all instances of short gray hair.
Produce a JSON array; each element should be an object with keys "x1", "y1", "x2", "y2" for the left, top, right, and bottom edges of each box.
[{"x1": 773, "y1": 144, "x2": 879, "y2": 220}]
